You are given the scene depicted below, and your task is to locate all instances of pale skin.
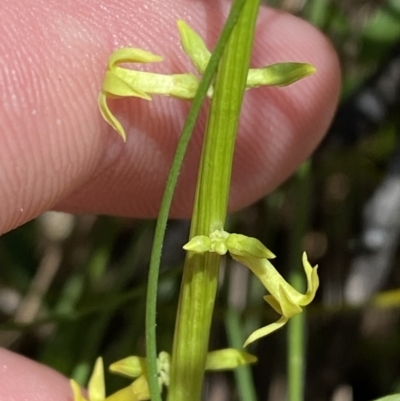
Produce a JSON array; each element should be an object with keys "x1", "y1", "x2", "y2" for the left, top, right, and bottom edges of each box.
[{"x1": 0, "y1": 0, "x2": 340, "y2": 399}]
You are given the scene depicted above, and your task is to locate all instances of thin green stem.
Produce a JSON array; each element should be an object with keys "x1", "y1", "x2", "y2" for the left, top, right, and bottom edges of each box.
[
  {"x1": 145, "y1": 1, "x2": 248, "y2": 400},
  {"x1": 225, "y1": 309, "x2": 257, "y2": 401},
  {"x1": 168, "y1": 1, "x2": 260, "y2": 401},
  {"x1": 287, "y1": 160, "x2": 311, "y2": 401}
]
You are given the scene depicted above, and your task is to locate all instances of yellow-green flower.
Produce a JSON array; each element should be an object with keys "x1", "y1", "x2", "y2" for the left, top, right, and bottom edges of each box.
[
  {"x1": 70, "y1": 357, "x2": 105, "y2": 401},
  {"x1": 232, "y1": 252, "x2": 318, "y2": 346},
  {"x1": 204, "y1": 348, "x2": 257, "y2": 370},
  {"x1": 109, "y1": 351, "x2": 170, "y2": 390},
  {"x1": 98, "y1": 48, "x2": 199, "y2": 141},
  {"x1": 70, "y1": 357, "x2": 150, "y2": 401},
  {"x1": 98, "y1": 20, "x2": 315, "y2": 142},
  {"x1": 177, "y1": 19, "x2": 316, "y2": 88},
  {"x1": 184, "y1": 230, "x2": 319, "y2": 347},
  {"x1": 109, "y1": 349, "x2": 256, "y2": 383}
]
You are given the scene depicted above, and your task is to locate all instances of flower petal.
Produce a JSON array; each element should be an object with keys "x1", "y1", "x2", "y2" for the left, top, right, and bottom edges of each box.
[
  {"x1": 131, "y1": 376, "x2": 151, "y2": 401},
  {"x1": 247, "y1": 62, "x2": 316, "y2": 88},
  {"x1": 88, "y1": 357, "x2": 105, "y2": 401},
  {"x1": 108, "y1": 48, "x2": 163, "y2": 69},
  {"x1": 276, "y1": 285, "x2": 303, "y2": 318},
  {"x1": 205, "y1": 348, "x2": 257, "y2": 370},
  {"x1": 243, "y1": 316, "x2": 288, "y2": 347},
  {"x1": 298, "y1": 252, "x2": 319, "y2": 306},
  {"x1": 105, "y1": 386, "x2": 137, "y2": 401},
  {"x1": 232, "y1": 255, "x2": 288, "y2": 302},
  {"x1": 109, "y1": 356, "x2": 147, "y2": 379},
  {"x1": 98, "y1": 93, "x2": 127, "y2": 142},
  {"x1": 226, "y1": 233, "x2": 276, "y2": 259},
  {"x1": 70, "y1": 379, "x2": 88, "y2": 401},
  {"x1": 177, "y1": 20, "x2": 211, "y2": 74},
  {"x1": 183, "y1": 235, "x2": 212, "y2": 253}
]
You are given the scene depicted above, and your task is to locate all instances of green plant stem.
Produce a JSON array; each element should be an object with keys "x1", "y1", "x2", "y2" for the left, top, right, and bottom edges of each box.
[
  {"x1": 225, "y1": 309, "x2": 257, "y2": 401},
  {"x1": 167, "y1": 1, "x2": 260, "y2": 400},
  {"x1": 145, "y1": 1, "x2": 248, "y2": 400},
  {"x1": 287, "y1": 295, "x2": 306, "y2": 401},
  {"x1": 287, "y1": 160, "x2": 311, "y2": 401}
]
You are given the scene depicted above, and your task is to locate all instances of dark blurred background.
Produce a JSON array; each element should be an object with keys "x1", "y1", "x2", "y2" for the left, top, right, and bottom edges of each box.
[{"x1": 1, "y1": 1, "x2": 400, "y2": 400}]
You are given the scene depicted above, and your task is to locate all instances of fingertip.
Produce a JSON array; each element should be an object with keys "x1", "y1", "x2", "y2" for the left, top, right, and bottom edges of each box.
[
  {"x1": 0, "y1": 348, "x2": 72, "y2": 401},
  {"x1": 0, "y1": 0, "x2": 341, "y2": 227}
]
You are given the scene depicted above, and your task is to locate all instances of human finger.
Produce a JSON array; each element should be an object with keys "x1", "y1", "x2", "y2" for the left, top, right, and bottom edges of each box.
[{"x1": 0, "y1": 0, "x2": 340, "y2": 234}]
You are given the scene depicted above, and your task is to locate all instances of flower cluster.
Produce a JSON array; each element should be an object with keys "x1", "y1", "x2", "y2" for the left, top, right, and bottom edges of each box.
[
  {"x1": 184, "y1": 230, "x2": 319, "y2": 347},
  {"x1": 98, "y1": 20, "x2": 316, "y2": 141},
  {"x1": 70, "y1": 349, "x2": 256, "y2": 401}
]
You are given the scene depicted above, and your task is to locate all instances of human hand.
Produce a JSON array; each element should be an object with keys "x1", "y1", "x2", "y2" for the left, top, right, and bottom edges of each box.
[{"x1": 0, "y1": 0, "x2": 340, "y2": 399}]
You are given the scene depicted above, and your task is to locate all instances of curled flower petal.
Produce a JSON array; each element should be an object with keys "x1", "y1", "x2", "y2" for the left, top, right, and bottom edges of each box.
[
  {"x1": 299, "y1": 252, "x2": 320, "y2": 306},
  {"x1": 232, "y1": 253, "x2": 318, "y2": 312},
  {"x1": 98, "y1": 93, "x2": 129, "y2": 142},
  {"x1": 243, "y1": 316, "x2": 288, "y2": 347},
  {"x1": 232, "y1": 252, "x2": 318, "y2": 346},
  {"x1": 107, "y1": 48, "x2": 163, "y2": 68}
]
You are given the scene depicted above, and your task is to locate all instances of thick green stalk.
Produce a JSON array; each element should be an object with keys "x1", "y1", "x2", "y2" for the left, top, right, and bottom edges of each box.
[
  {"x1": 145, "y1": 2, "x2": 247, "y2": 400},
  {"x1": 168, "y1": 1, "x2": 260, "y2": 400}
]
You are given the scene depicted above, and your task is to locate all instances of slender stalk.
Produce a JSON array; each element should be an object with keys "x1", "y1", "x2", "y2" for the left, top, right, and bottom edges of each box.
[
  {"x1": 287, "y1": 293, "x2": 306, "y2": 401},
  {"x1": 287, "y1": 160, "x2": 311, "y2": 401},
  {"x1": 168, "y1": 1, "x2": 260, "y2": 401},
  {"x1": 145, "y1": 1, "x2": 248, "y2": 400},
  {"x1": 225, "y1": 309, "x2": 257, "y2": 401}
]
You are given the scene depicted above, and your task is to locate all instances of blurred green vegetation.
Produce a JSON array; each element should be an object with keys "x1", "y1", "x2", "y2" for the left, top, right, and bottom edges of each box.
[{"x1": 2, "y1": 1, "x2": 400, "y2": 400}]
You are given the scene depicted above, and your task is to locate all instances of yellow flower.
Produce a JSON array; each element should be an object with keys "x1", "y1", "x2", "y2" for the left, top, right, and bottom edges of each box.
[
  {"x1": 109, "y1": 351, "x2": 170, "y2": 390},
  {"x1": 177, "y1": 19, "x2": 316, "y2": 88},
  {"x1": 232, "y1": 252, "x2": 319, "y2": 347},
  {"x1": 184, "y1": 230, "x2": 319, "y2": 347},
  {"x1": 70, "y1": 357, "x2": 105, "y2": 401},
  {"x1": 204, "y1": 348, "x2": 257, "y2": 370},
  {"x1": 98, "y1": 21, "x2": 315, "y2": 142},
  {"x1": 109, "y1": 349, "x2": 256, "y2": 383},
  {"x1": 98, "y1": 48, "x2": 199, "y2": 141},
  {"x1": 70, "y1": 357, "x2": 150, "y2": 401}
]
